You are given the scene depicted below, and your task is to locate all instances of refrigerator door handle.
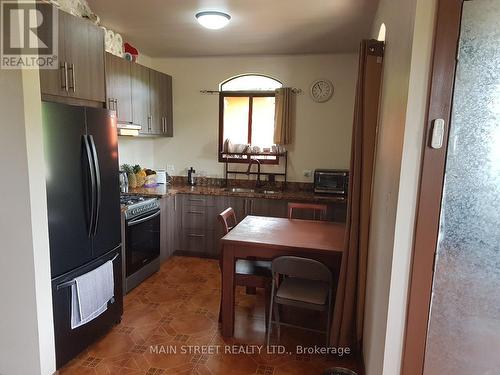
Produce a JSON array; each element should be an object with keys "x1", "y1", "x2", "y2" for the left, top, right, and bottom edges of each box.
[
  {"x1": 83, "y1": 136, "x2": 96, "y2": 237},
  {"x1": 88, "y1": 135, "x2": 102, "y2": 236}
]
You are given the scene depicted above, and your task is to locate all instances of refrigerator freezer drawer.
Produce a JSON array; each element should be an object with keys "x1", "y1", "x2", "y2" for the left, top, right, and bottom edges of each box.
[{"x1": 51, "y1": 248, "x2": 123, "y2": 369}]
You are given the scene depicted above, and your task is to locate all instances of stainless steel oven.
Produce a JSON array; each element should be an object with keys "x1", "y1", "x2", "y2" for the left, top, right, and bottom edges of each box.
[
  {"x1": 314, "y1": 169, "x2": 349, "y2": 195},
  {"x1": 121, "y1": 195, "x2": 161, "y2": 292}
]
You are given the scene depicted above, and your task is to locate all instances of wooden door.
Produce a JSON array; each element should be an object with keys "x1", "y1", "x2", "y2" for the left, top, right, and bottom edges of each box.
[
  {"x1": 148, "y1": 69, "x2": 163, "y2": 134},
  {"x1": 250, "y1": 198, "x2": 287, "y2": 218},
  {"x1": 105, "y1": 53, "x2": 132, "y2": 123},
  {"x1": 226, "y1": 196, "x2": 246, "y2": 221},
  {"x1": 159, "y1": 73, "x2": 173, "y2": 136},
  {"x1": 160, "y1": 195, "x2": 176, "y2": 262},
  {"x1": 65, "y1": 15, "x2": 94, "y2": 101},
  {"x1": 130, "y1": 63, "x2": 150, "y2": 133},
  {"x1": 39, "y1": 9, "x2": 68, "y2": 97},
  {"x1": 80, "y1": 20, "x2": 105, "y2": 102}
]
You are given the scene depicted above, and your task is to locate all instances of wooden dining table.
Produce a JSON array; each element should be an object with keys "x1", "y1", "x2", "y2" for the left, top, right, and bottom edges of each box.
[{"x1": 220, "y1": 215, "x2": 346, "y2": 337}]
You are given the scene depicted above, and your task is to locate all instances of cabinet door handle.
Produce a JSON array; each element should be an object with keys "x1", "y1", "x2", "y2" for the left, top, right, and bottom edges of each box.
[
  {"x1": 68, "y1": 63, "x2": 76, "y2": 92},
  {"x1": 187, "y1": 233, "x2": 205, "y2": 238},
  {"x1": 187, "y1": 211, "x2": 204, "y2": 215},
  {"x1": 60, "y1": 62, "x2": 68, "y2": 92},
  {"x1": 188, "y1": 198, "x2": 204, "y2": 202}
]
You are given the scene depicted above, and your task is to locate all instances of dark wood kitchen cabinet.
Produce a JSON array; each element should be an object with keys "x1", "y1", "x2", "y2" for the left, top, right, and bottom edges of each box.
[
  {"x1": 174, "y1": 194, "x2": 225, "y2": 258},
  {"x1": 105, "y1": 52, "x2": 173, "y2": 136},
  {"x1": 160, "y1": 195, "x2": 176, "y2": 262},
  {"x1": 39, "y1": 8, "x2": 105, "y2": 103},
  {"x1": 248, "y1": 198, "x2": 287, "y2": 218},
  {"x1": 130, "y1": 63, "x2": 150, "y2": 134},
  {"x1": 105, "y1": 53, "x2": 133, "y2": 124},
  {"x1": 149, "y1": 69, "x2": 173, "y2": 136},
  {"x1": 171, "y1": 193, "x2": 346, "y2": 259}
]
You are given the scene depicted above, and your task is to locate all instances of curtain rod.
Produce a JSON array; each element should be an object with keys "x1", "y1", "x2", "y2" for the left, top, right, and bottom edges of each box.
[{"x1": 200, "y1": 88, "x2": 302, "y2": 95}]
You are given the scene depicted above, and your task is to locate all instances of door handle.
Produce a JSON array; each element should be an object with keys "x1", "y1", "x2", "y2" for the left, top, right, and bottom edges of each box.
[
  {"x1": 115, "y1": 99, "x2": 119, "y2": 118},
  {"x1": 60, "y1": 62, "x2": 68, "y2": 92},
  {"x1": 127, "y1": 210, "x2": 161, "y2": 226},
  {"x1": 88, "y1": 135, "x2": 101, "y2": 236},
  {"x1": 68, "y1": 63, "x2": 76, "y2": 92},
  {"x1": 82, "y1": 136, "x2": 96, "y2": 237}
]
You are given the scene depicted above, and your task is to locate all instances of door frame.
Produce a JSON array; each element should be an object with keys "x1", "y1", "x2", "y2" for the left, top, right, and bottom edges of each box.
[{"x1": 401, "y1": 0, "x2": 464, "y2": 373}]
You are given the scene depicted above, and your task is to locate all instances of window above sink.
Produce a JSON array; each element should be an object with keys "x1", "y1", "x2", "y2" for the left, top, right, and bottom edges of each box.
[{"x1": 219, "y1": 74, "x2": 282, "y2": 164}]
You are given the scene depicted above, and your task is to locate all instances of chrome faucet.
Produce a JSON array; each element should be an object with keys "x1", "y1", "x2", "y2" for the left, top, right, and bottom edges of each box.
[{"x1": 246, "y1": 159, "x2": 262, "y2": 188}]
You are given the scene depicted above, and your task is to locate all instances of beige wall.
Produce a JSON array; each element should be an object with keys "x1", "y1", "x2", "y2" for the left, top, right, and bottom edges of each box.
[
  {"x1": 118, "y1": 137, "x2": 155, "y2": 167},
  {"x1": 0, "y1": 68, "x2": 55, "y2": 375},
  {"x1": 362, "y1": 0, "x2": 437, "y2": 374},
  {"x1": 118, "y1": 54, "x2": 358, "y2": 182}
]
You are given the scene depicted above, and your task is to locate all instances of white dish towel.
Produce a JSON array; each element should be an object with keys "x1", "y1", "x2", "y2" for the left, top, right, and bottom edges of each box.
[{"x1": 71, "y1": 260, "x2": 114, "y2": 329}]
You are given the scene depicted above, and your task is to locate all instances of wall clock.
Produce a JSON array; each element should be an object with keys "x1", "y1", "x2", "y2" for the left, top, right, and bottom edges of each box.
[{"x1": 310, "y1": 79, "x2": 334, "y2": 103}]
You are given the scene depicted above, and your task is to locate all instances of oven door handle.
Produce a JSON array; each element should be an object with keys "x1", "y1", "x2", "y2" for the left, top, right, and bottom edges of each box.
[{"x1": 127, "y1": 210, "x2": 160, "y2": 226}]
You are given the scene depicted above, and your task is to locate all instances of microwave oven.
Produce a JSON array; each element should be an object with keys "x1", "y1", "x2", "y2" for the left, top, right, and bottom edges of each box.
[{"x1": 314, "y1": 169, "x2": 349, "y2": 195}]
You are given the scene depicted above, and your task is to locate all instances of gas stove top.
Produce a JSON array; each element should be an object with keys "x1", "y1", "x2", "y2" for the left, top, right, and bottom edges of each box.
[
  {"x1": 120, "y1": 194, "x2": 160, "y2": 220},
  {"x1": 120, "y1": 194, "x2": 152, "y2": 206}
]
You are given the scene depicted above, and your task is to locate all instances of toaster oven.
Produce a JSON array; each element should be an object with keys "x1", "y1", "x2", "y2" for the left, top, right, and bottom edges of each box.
[{"x1": 314, "y1": 169, "x2": 349, "y2": 195}]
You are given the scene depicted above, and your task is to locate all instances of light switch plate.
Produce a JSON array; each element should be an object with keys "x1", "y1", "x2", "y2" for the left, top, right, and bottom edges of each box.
[
  {"x1": 431, "y1": 119, "x2": 445, "y2": 149},
  {"x1": 303, "y1": 169, "x2": 312, "y2": 178}
]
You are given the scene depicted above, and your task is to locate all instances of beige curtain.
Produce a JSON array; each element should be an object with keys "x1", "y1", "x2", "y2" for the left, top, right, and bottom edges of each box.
[
  {"x1": 330, "y1": 39, "x2": 384, "y2": 349},
  {"x1": 273, "y1": 87, "x2": 295, "y2": 145}
]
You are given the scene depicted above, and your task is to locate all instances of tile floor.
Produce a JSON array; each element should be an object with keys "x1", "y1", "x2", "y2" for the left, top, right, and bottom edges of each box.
[{"x1": 59, "y1": 256, "x2": 362, "y2": 375}]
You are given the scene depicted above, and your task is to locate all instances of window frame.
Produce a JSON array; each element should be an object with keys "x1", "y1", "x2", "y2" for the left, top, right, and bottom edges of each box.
[{"x1": 218, "y1": 90, "x2": 278, "y2": 164}]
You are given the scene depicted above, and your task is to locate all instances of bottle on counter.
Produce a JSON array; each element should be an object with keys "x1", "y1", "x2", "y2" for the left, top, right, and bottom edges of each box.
[{"x1": 188, "y1": 167, "x2": 196, "y2": 186}]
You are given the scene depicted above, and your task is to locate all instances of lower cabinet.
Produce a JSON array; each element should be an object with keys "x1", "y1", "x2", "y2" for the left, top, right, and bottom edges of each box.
[
  {"x1": 164, "y1": 193, "x2": 347, "y2": 260},
  {"x1": 160, "y1": 195, "x2": 176, "y2": 262}
]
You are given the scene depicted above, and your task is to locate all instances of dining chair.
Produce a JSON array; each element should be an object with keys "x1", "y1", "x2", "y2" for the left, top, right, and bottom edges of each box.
[
  {"x1": 288, "y1": 202, "x2": 328, "y2": 220},
  {"x1": 218, "y1": 207, "x2": 272, "y2": 328},
  {"x1": 266, "y1": 256, "x2": 334, "y2": 346}
]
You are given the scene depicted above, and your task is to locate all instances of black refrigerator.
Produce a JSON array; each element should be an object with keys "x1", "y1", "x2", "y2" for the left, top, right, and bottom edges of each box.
[{"x1": 42, "y1": 101, "x2": 123, "y2": 368}]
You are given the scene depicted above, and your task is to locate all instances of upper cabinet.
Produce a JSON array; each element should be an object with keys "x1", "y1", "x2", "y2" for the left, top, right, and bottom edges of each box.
[
  {"x1": 106, "y1": 53, "x2": 133, "y2": 124},
  {"x1": 130, "y1": 63, "x2": 150, "y2": 133},
  {"x1": 105, "y1": 52, "x2": 173, "y2": 137},
  {"x1": 149, "y1": 69, "x2": 173, "y2": 136},
  {"x1": 39, "y1": 9, "x2": 105, "y2": 103}
]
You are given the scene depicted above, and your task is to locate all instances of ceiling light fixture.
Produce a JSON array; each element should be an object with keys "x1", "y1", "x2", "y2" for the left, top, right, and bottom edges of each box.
[{"x1": 195, "y1": 11, "x2": 231, "y2": 30}]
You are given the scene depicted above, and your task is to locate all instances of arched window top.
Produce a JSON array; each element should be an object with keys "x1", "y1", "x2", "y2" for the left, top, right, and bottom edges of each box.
[{"x1": 220, "y1": 74, "x2": 282, "y2": 92}]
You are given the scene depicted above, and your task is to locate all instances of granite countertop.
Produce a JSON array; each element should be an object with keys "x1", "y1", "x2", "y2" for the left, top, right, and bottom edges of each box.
[{"x1": 125, "y1": 184, "x2": 346, "y2": 203}]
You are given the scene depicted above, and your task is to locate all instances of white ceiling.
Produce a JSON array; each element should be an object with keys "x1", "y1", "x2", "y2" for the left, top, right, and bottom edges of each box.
[{"x1": 87, "y1": 0, "x2": 379, "y2": 57}]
